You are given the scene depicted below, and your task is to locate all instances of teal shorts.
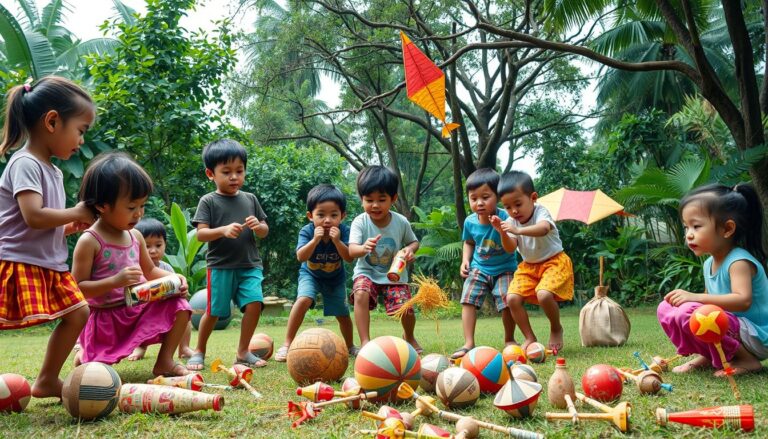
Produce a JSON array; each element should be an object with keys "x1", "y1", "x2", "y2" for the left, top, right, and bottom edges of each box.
[
  {"x1": 297, "y1": 270, "x2": 349, "y2": 317},
  {"x1": 207, "y1": 267, "x2": 263, "y2": 317}
]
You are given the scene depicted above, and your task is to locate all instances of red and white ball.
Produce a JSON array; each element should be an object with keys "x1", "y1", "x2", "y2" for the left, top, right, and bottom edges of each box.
[
  {"x1": 419, "y1": 354, "x2": 450, "y2": 393},
  {"x1": 248, "y1": 332, "x2": 274, "y2": 361},
  {"x1": 0, "y1": 373, "x2": 31, "y2": 413}
]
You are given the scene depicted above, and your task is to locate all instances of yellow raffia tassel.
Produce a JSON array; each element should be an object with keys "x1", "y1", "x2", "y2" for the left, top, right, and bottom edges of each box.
[{"x1": 392, "y1": 275, "x2": 450, "y2": 320}]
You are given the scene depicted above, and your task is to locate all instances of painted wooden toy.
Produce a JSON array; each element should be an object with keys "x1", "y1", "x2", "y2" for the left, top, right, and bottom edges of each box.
[
  {"x1": 524, "y1": 342, "x2": 556, "y2": 364},
  {"x1": 287, "y1": 389, "x2": 378, "y2": 427},
  {"x1": 578, "y1": 392, "x2": 631, "y2": 432},
  {"x1": 147, "y1": 373, "x2": 205, "y2": 391},
  {"x1": 547, "y1": 357, "x2": 576, "y2": 409},
  {"x1": 656, "y1": 405, "x2": 754, "y2": 432},
  {"x1": 296, "y1": 381, "x2": 356, "y2": 402},
  {"x1": 689, "y1": 304, "x2": 740, "y2": 399},
  {"x1": 493, "y1": 360, "x2": 542, "y2": 418},
  {"x1": 117, "y1": 383, "x2": 223, "y2": 414},
  {"x1": 211, "y1": 358, "x2": 262, "y2": 399},
  {"x1": 616, "y1": 369, "x2": 671, "y2": 395},
  {"x1": 581, "y1": 364, "x2": 623, "y2": 402}
]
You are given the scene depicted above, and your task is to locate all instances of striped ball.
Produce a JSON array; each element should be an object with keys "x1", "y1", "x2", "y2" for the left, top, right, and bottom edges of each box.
[
  {"x1": 0, "y1": 373, "x2": 31, "y2": 413},
  {"x1": 248, "y1": 333, "x2": 274, "y2": 360},
  {"x1": 525, "y1": 342, "x2": 547, "y2": 363},
  {"x1": 354, "y1": 336, "x2": 421, "y2": 402},
  {"x1": 460, "y1": 346, "x2": 509, "y2": 393},
  {"x1": 419, "y1": 354, "x2": 450, "y2": 393},
  {"x1": 62, "y1": 362, "x2": 121, "y2": 420},
  {"x1": 511, "y1": 363, "x2": 538, "y2": 382},
  {"x1": 502, "y1": 344, "x2": 527, "y2": 365},
  {"x1": 435, "y1": 367, "x2": 480, "y2": 408}
]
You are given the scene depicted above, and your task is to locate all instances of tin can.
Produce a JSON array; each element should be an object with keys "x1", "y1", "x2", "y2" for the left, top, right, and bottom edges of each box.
[
  {"x1": 125, "y1": 274, "x2": 182, "y2": 306},
  {"x1": 387, "y1": 251, "x2": 407, "y2": 282}
]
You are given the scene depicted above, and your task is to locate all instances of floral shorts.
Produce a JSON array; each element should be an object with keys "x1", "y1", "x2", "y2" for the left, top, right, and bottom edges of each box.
[{"x1": 350, "y1": 275, "x2": 412, "y2": 316}]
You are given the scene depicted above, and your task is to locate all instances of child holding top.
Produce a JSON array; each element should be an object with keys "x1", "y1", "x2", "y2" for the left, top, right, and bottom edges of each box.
[
  {"x1": 72, "y1": 152, "x2": 191, "y2": 377},
  {"x1": 187, "y1": 139, "x2": 269, "y2": 371},
  {"x1": 348, "y1": 166, "x2": 421, "y2": 353},
  {"x1": 0, "y1": 77, "x2": 95, "y2": 398},
  {"x1": 128, "y1": 218, "x2": 195, "y2": 361},
  {"x1": 493, "y1": 171, "x2": 573, "y2": 352},
  {"x1": 275, "y1": 184, "x2": 355, "y2": 361},
  {"x1": 452, "y1": 168, "x2": 518, "y2": 360},
  {"x1": 658, "y1": 183, "x2": 768, "y2": 376}
]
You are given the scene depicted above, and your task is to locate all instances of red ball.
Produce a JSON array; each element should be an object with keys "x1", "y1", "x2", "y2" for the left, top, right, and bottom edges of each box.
[
  {"x1": 689, "y1": 304, "x2": 729, "y2": 344},
  {"x1": 0, "y1": 373, "x2": 31, "y2": 413},
  {"x1": 581, "y1": 364, "x2": 622, "y2": 402}
]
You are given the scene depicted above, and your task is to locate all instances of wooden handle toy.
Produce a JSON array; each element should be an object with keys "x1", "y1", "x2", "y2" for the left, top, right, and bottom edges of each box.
[
  {"x1": 574, "y1": 392, "x2": 631, "y2": 432},
  {"x1": 147, "y1": 373, "x2": 204, "y2": 391},
  {"x1": 211, "y1": 358, "x2": 262, "y2": 399},
  {"x1": 656, "y1": 405, "x2": 754, "y2": 432},
  {"x1": 296, "y1": 381, "x2": 355, "y2": 402},
  {"x1": 118, "y1": 383, "x2": 223, "y2": 414}
]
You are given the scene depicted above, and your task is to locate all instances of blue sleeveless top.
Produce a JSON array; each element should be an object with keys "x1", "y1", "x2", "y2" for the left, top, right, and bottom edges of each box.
[{"x1": 703, "y1": 247, "x2": 768, "y2": 346}]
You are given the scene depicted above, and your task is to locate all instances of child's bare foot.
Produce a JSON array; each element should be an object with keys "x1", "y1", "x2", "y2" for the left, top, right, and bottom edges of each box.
[
  {"x1": 127, "y1": 346, "x2": 146, "y2": 361},
  {"x1": 178, "y1": 346, "x2": 195, "y2": 360},
  {"x1": 672, "y1": 355, "x2": 708, "y2": 373},
  {"x1": 31, "y1": 377, "x2": 63, "y2": 399},
  {"x1": 548, "y1": 327, "x2": 564, "y2": 352},
  {"x1": 153, "y1": 361, "x2": 190, "y2": 377},
  {"x1": 714, "y1": 348, "x2": 763, "y2": 377},
  {"x1": 521, "y1": 337, "x2": 537, "y2": 351}
]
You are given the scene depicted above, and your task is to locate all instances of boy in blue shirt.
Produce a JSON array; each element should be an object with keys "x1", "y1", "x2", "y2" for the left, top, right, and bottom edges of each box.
[
  {"x1": 452, "y1": 168, "x2": 518, "y2": 359},
  {"x1": 275, "y1": 184, "x2": 356, "y2": 361}
]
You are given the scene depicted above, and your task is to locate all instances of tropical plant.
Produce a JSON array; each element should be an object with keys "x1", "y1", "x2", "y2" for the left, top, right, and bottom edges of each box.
[
  {"x1": 652, "y1": 245, "x2": 705, "y2": 294},
  {"x1": 164, "y1": 202, "x2": 207, "y2": 293},
  {"x1": 412, "y1": 205, "x2": 463, "y2": 297},
  {"x1": 593, "y1": 225, "x2": 652, "y2": 306}
]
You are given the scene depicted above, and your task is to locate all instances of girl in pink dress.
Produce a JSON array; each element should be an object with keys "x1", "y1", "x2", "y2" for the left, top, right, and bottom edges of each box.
[{"x1": 72, "y1": 152, "x2": 192, "y2": 377}]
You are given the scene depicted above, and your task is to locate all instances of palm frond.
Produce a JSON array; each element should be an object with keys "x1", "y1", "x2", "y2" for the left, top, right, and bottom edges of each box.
[
  {"x1": 591, "y1": 20, "x2": 666, "y2": 57},
  {"x1": 542, "y1": 0, "x2": 613, "y2": 33},
  {"x1": 435, "y1": 241, "x2": 463, "y2": 261},
  {"x1": 14, "y1": 0, "x2": 39, "y2": 28},
  {"x1": 41, "y1": 0, "x2": 70, "y2": 37},
  {"x1": 111, "y1": 0, "x2": 137, "y2": 25},
  {"x1": 55, "y1": 37, "x2": 120, "y2": 70},
  {"x1": 0, "y1": 5, "x2": 57, "y2": 78}
]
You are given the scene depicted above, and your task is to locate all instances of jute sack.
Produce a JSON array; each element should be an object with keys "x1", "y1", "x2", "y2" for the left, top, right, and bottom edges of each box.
[{"x1": 579, "y1": 285, "x2": 630, "y2": 347}]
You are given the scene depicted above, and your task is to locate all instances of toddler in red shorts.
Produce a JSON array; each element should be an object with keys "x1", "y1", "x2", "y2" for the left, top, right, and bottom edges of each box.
[{"x1": 348, "y1": 166, "x2": 421, "y2": 354}]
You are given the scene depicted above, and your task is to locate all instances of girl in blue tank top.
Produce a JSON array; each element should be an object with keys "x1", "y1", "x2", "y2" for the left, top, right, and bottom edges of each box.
[{"x1": 658, "y1": 183, "x2": 768, "y2": 376}]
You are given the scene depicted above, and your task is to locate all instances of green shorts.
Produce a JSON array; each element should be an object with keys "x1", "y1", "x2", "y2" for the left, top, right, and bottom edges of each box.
[{"x1": 207, "y1": 267, "x2": 263, "y2": 317}]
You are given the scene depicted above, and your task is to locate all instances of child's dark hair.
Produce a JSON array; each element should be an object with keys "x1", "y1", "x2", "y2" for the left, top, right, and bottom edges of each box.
[
  {"x1": 135, "y1": 218, "x2": 167, "y2": 242},
  {"x1": 356, "y1": 165, "x2": 399, "y2": 197},
  {"x1": 202, "y1": 139, "x2": 248, "y2": 170},
  {"x1": 680, "y1": 183, "x2": 766, "y2": 265},
  {"x1": 79, "y1": 152, "x2": 153, "y2": 210},
  {"x1": 498, "y1": 170, "x2": 535, "y2": 197},
  {"x1": 307, "y1": 184, "x2": 346, "y2": 213},
  {"x1": 466, "y1": 168, "x2": 500, "y2": 195},
  {"x1": 1, "y1": 76, "x2": 93, "y2": 156}
]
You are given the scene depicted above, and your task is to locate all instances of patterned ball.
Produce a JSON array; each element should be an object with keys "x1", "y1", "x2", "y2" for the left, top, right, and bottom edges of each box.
[
  {"x1": 248, "y1": 332, "x2": 274, "y2": 360},
  {"x1": 418, "y1": 424, "x2": 453, "y2": 437},
  {"x1": 62, "y1": 362, "x2": 121, "y2": 420},
  {"x1": 689, "y1": 304, "x2": 729, "y2": 344},
  {"x1": 525, "y1": 342, "x2": 547, "y2": 363},
  {"x1": 341, "y1": 377, "x2": 363, "y2": 409},
  {"x1": 502, "y1": 344, "x2": 527, "y2": 365},
  {"x1": 460, "y1": 346, "x2": 509, "y2": 393},
  {"x1": 582, "y1": 364, "x2": 623, "y2": 402},
  {"x1": 510, "y1": 363, "x2": 538, "y2": 382},
  {"x1": 435, "y1": 367, "x2": 480, "y2": 408},
  {"x1": 419, "y1": 354, "x2": 450, "y2": 393},
  {"x1": 286, "y1": 328, "x2": 348, "y2": 385},
  {"x1": 0, "y1": 373, "x2": 31, "y2": 413},
  {"x1": 354, "y1": 336, "x2": 421, "y2": 402}
]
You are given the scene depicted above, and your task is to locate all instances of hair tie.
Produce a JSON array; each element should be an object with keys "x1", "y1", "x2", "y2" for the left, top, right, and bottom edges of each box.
[
  {"x1": 23, "y1": 84, "x2": 31, "y2": 93},
  {"x1": 733, "y1": 184, "x2": 740, "y2": 192}
]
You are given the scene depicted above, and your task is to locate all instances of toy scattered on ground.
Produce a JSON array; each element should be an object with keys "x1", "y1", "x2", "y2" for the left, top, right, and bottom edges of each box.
[
  {"x1": 211, "y1": 358, "x2": 262, "y2": 399},
  {"x1": 375, "y1": 405, "x2": 415, "y2": 429},
  {"x1": 359, "y1": 419, "x2": 454, "y2": 438},
  {"x1": 342, "y1": 377, "x2": 364, "y2": 409},
  {"x1": 689, "y1": 304, "x2": 740, "y2": 399},
  {"x1": 546, "y1": 392, "x2": 631, "y2": 432},
  {"x1": 630, "y1": 351, "x2": 682, "y2": 375},
  {"x1": 524, "y1": 342, "x2": 556, "y2": 364},
  {"x1": 397, "y1": 383, "x2": 543, "y2": 439},
  {"x1": 147, "y1": 373, "x2": 205, "y2": 391},
  {"x1": 435, "y1": 367, "x2": 480, "y2": 408},
  {"x1": 655, "y1": 405, "x2": 754, "y2": 432},
  {"x1": 123, "y1": 274, "x2": 183, "y2": 306},
  {"x1": 287, "y1": 328, "x2": 348, "y2": 385},
  {"x1": 502, "y1": 344, "x2": 526, "y2": 365},
  {"x1": 419, "y1": 354, "x2": 450, "y2": 392},
  {"x1": 296, "y1": 381, "x2": 357, "y2": 403},
  {"x1": 189, "y1": 289, "x2": 232, "y2": 330},
  {"x1": 582, "y1": 364, "x2": 623, "y2": 402},
  {"x1": 493, "y1": 361, "x2": 542, "y2": 418},
  {"x1": 510, "y1": 362, "x2": 538, "y2": 383},
  {"x1": 287, "y1": 389, "x2": 378, "y2": 427},
  {"x1": 62, "y1": 362, "x2": 121, "y2": 421},
  {"x1": 118, "y1": 383, "x2": 223, "y2": 414},
  {"x1": 547, "y1": 357, "x2": 575, "y2": 409},
  {"x1": 579, "y1": 256, "x2": 631, "y2": 347},
  {"x1": 616, "y1": 369, "x2": 671, "y2": 395},
  {"x1": 0, "y1": 373, "x2": 31, "y2": 413},
  {"x1": 248, "y1": 332, "x2": 274, "y2": 361},
  {"x1": 355, "y1": 336, "x2": 421, "y2": 402},
  {"x1": 459, "y1": 346, "x2": 508, "y2": 393}
]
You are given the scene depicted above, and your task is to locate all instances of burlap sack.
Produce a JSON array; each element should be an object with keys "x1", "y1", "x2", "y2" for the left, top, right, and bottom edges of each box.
[{"x1": 579, "y1": 285, "x2": 631, "y2": 347}]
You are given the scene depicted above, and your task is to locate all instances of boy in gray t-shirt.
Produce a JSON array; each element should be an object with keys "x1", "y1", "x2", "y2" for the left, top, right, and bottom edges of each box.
[
  {"x1": 186, "y1": 139, "x2": 270, "y2": 371},
  {"x1": 348, "y1": 166, "x2": 421, "y2": 355}
]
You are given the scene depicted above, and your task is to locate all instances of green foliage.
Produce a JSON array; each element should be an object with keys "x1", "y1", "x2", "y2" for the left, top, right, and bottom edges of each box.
[
  {"x1": 246, "y1": 143, "x2": 347, "y2": 296},
  {"x1": 87, "y1": 0, "x2": 237, "y2": 209},
  {"x1": 412, "y1": 205, "x2": 463, "y2": 296},
  {"x1": 164, "y1": 202, "x2": 207, "y2": 293},
  {"x1": 652, "y1": 245, "x2": 705, "y2": 294},
  {"x1": 593, "y1": 225, "x2": 653, "y2": 306}
]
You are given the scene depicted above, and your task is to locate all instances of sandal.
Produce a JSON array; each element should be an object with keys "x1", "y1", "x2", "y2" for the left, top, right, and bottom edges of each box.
[
  {"x1": 186, "y1": 352, "x2": 205, "y2": 371},
  {"x1": 274, "y1": 345, "x2": 289, "y2": 362},
  {"x1": 236, "y1": 352, "x2": 267, "y2": 368},
  {"x1": 348, "y1": 346, "x2": 360, "y2": 357},
  {"x1": 450, "y1": 347, "x2": 471, "y2": 360}
]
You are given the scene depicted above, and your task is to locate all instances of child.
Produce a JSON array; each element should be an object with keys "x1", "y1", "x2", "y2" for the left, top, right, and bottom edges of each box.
[
  {"x1": 0, "y1": 77, "x2": 94, "y2": 398},
  {"x1": 186, "y1": 139, "x2": 269, "y2": 371},
  {"x1": 658, "y1": 183, "x2": 768, "y2": 376},
  {"x1": 72, "y1": 152, "x2": 192, "y2": 377},
  {"x1": 275, "y1": 184, "x2": 355, "y2": 361},
  {"x1": 493, "y1": 171, "x2": 573, "y2": 351},
  {"x1": 348, "y1": 166, "x2": 421, "y2": 353},
  {"x1": 128, "y1": 218, "x2": 195, "y2": 361},
  {"x1": 452, "y1": 168, "x2": 518, "y2": 360}
]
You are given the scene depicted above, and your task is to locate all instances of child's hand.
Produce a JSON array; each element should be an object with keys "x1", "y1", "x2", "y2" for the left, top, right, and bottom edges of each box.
[
  {"x1": 490, "y1": 215, "x2": 503, "y2": 231},
  {"x1": 313, "y1": 224, "x2": 327, "y2": 242},
  {"x1": 176, "y1": 274, "x2": 188, "y2": 296},
  {"x1": 115, "y1": 266, "x2": 143, "y2": 287},
  {"x1": 244, "y1": 216, "x2": 263, "y2": 231},
  {"x1": 400, "y1": 247, "x2": 415, "y2": 263},
  {"x1": 664, "y1": 289, "x2": 695, "y2": 307},
  {"x1": 73, "y1": 201, "x2": 96, "y2": 225},
  {"x1": 363, "y1": 234, "x2": 382, "y2": 253},
  {"x1": 328, "y1": 226, "x2": 341, "y2": 243},
  {"x1": 64, "y1": 221, "x2": 90, "y2": 236},
  {"x1": 223, "y1": 222, "x2": 243, "y2": 238},
  {"x1": 460, "y1": 260, "x2": 470, "y2": 278},
  {"x1": 500, "y1": 220, "x2": 518, "y2": 235}
]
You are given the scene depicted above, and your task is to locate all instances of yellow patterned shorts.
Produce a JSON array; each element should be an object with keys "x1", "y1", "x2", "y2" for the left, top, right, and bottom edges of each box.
[{"x1": 508, "y1": 252, "x2": 574, "y2": 304}]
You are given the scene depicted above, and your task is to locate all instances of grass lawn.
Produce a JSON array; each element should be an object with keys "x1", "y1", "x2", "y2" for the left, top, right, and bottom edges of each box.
[{"x1": 0, "y1": 307, "x2": 764, "y2": 438}]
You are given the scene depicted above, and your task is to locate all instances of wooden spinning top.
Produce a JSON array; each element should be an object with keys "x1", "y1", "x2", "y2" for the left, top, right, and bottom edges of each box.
[{"x1": 493, "y1": 362, "x2": 542, "y2": 418}]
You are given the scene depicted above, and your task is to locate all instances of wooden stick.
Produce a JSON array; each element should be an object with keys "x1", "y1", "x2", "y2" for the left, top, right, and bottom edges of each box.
[
  {"x1": 564, "y1": 394, "x2": 579, "y2": 424},
  {"x1": 313, "y1": 391, "x2": 377, "y2": 408},
  {"x1": 210, "y1": 358, "x2": 262, "y2": 399},
  {"x1": 599, "y1": 256, "x2": 604, "y2": 287},
  {"x1": 713, "y1": 343, "x2": 741, "y2": 400},
  {"x1": 575, "y1": 392, "x2": 612, "y2": 413}
]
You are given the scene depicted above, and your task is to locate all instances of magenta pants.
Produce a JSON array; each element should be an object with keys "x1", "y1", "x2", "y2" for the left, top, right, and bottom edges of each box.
[{"x1": 657, "y1": 301, "x2": 741, "y2": 368}]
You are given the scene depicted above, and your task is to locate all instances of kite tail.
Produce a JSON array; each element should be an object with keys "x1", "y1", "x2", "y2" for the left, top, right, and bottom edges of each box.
[{"x1": 441, "y1": 122, "x2": 460, "y2": 138}]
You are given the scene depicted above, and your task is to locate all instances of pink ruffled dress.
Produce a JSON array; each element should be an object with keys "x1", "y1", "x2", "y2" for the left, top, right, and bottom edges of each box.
[{"x1": 78, "y1": 229, "x2": 191, "y2": 364}]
